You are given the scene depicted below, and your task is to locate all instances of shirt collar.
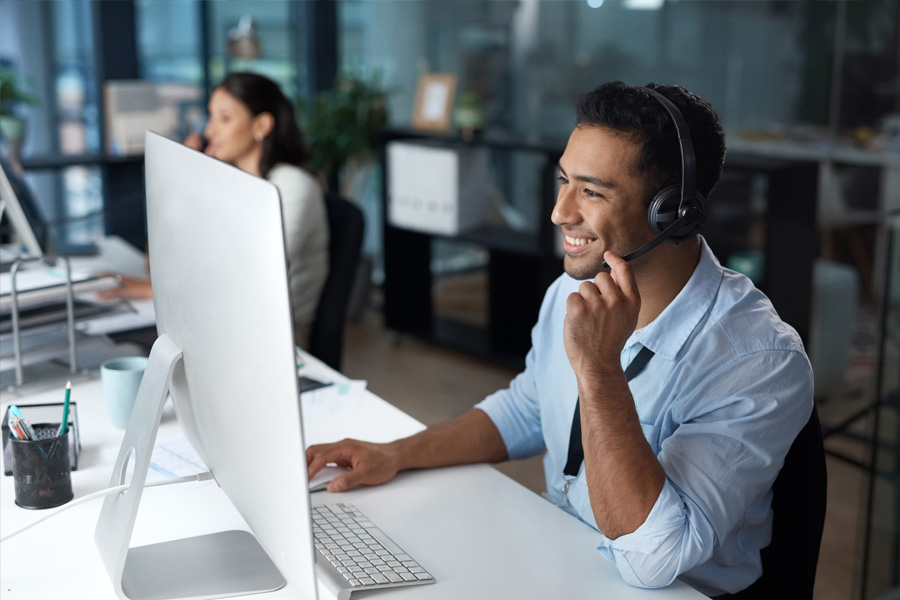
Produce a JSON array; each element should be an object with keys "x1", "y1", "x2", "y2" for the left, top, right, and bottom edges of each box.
[{"x1": 627, "y1": 237, "x2": 723, "y2": 360}]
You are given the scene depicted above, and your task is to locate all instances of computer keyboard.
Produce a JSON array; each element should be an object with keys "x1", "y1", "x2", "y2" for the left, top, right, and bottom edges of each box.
[{"x1": 312, "y1": 503, "x2": 435, "y2": 598}]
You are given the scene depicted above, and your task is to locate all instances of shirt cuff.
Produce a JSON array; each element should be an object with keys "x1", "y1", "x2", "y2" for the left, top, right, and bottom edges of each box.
[
  {"x1": 474, "y1": 392, "x2": 544, "y2": 460},
  {"x1": 597, "y1": 479, "x2": 686, "y2": 555}
]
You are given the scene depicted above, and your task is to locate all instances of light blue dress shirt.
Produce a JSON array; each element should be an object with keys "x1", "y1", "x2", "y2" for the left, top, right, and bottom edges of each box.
[{"x1": 475, "y1": 238, "x2": 813, "y2": 597}]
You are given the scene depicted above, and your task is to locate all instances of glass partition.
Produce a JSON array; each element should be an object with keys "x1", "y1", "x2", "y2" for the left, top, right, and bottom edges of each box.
[
  {"x1": 51, "y1": 0, "x2": 101, "y2": 157},
  {"x1": 338, "y1": 0, "x2": 897, "y2": 138},
  {"x1": 137, "y1": 0, "x2": 204, "y2": 85},
  {"x1": 862, "y1": 211, "x2": 900, "y2": 599},
  {"x1": 0, "y1": 1, "x2": 104, "y2": 243},
  {"x1": 338, "y1": 0, "x2": 898, "y2": 280},
  {"x1": 204, "y1": 0, "x2": 306, "y2": 102}
]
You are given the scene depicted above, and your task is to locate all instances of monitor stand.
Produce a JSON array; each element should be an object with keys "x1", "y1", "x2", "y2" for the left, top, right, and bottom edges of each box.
[{"x1": 94, "y1": 333, "x2": 286, "y2": 600}]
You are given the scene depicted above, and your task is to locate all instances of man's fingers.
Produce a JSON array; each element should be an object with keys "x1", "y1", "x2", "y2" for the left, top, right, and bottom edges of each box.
[
  {"x1": 307, "y1": 442, "x2": 352, "y2": 474},
  {"x1": 566, "y1": 287, "x2": 591, "y2": 319},
  {"x1": 327, "y1": 469, "x2": 365, "y2": 493},
  {"x1": 602, "y1": 251, "x2": 640, "y2": 301},
  {"x1": 306, "y1": 453, "x2": 332, "y2": 479},
  {"x1": 307, "y1": 439, "x2": 399, "y2": 493},
  {"x1": 578, "y1": 280, "x2": 601, "y2": 298}
]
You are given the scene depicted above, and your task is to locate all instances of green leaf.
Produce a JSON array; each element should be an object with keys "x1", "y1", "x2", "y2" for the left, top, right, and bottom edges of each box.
[{"x1": 297, "y1": 72, "x2": 392, "y2": 186}]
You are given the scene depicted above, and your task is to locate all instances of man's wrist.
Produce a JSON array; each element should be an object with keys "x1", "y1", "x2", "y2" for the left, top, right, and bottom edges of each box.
[
  {"x1": 387, "y1": 437, "x2": 414, "y2": 472},
  {"x1": 577, "y1": 362, "x2": 626, "y2": 392}
]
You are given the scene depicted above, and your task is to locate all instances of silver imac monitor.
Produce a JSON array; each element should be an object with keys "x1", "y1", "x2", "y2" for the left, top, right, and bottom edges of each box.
[{"x1": 95, "y1": 131, "x2": 318, "y2": 600}]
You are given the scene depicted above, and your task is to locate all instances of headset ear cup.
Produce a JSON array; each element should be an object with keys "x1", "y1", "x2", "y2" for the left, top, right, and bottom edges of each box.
[
  {"x1": 647, "y1": 187, "x2": 707, "y2": 243},
  {"x1": 647, "y1": 185, "x2": 681, "y2": 235},
  {"x1": 674, "y1": 191, "x2": 707, "y2": 242}
]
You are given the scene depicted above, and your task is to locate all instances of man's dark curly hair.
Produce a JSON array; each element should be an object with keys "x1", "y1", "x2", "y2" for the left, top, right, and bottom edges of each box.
[{"x1": 575, "y1": 81, "x2": 726, "y2": 205}]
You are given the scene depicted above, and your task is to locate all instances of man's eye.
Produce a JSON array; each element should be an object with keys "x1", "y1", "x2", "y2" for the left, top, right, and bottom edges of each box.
[
  {"x1": 584, "y1": 188, "x2": 598, "y2": 197},
  {"x1": 556, "y1": 175, "x2": 568, "y2": 185}
]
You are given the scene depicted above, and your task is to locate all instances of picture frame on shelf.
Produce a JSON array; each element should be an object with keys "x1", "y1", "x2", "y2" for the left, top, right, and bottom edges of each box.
[{"x1": 412, "y1": 73, "x2": 457, "y2": 134}]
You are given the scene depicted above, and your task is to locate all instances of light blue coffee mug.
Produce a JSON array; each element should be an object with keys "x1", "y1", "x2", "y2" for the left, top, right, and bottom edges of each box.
[{"x1": 100, "y1": 356, "x2": 149, "y2": 430}]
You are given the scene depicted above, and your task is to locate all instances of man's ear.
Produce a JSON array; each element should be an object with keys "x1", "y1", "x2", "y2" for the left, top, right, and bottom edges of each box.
[{"x1": 253, "y1": 112, "x2": 275, "y2": 142}]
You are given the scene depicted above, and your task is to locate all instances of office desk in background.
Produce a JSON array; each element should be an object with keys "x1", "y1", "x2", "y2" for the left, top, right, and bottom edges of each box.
[
  {"x1": 0, "y1": 352, "x2": 705, "y2": 600},
  {"x1": 0, "y1": 235, "x2": 156, "y2": 387}
]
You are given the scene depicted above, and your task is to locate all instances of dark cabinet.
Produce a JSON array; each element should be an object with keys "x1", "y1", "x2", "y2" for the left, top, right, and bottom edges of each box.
[{"x1": 380, "y1": 129, "x2": 564, "y2": 367}]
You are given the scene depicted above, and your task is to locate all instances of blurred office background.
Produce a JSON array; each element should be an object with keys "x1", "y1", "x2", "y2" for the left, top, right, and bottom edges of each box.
[{"x1": 0, "y1": 1, "x2": 897, "y2": 599}]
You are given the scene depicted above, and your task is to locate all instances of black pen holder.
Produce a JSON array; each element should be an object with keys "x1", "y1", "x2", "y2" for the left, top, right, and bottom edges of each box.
[
  {"x1": 2, "y1": 403, "x2": 80, "y2": 476},
  {"x1": 10, "y1": 432, "x2": 74, "y2": 509}
]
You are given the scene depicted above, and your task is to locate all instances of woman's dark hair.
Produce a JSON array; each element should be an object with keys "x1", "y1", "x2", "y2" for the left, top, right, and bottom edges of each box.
[
  {"x1": 575, "y1": 81, "x2": 726, "y2": 204},
  {"x1": 217, "y1": 71, "x2": 311, "y2": 178}
]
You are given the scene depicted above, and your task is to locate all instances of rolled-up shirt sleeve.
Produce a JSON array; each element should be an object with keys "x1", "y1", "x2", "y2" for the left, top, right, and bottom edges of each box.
[
  {"x1": 597, "y1": 481, "x2": 693, "y2": 587},
  {"x1": 476, "y1": 347, "x2": 545, "y2": 460},
  {"x1": 474, "y1": 279, "x2": 561, "y2": 460},
  {"x1": 598, "y1": 351, "x2": 812, "y2": 587},
  {"x1": 594, "y1": 347, "x2": 813, "y2": 590}
]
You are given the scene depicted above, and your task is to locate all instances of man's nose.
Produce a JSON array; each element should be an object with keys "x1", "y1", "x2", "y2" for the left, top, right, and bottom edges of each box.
[{"x1": 551, "y1": 186, "x2": 578, "y2": 226}]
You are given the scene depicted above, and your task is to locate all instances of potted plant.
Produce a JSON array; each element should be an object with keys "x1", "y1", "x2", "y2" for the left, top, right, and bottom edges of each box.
[
  {"x1": 297, "y1": 74, "x2": 390, "y2": 199},
  {"x1": 454, "y1": 91, "x2": 485, "y2": 141},
  {"x1": 0, "y1": 65, "x2": 39, "y2": 155},
  {"x1": 297, "y1": 74, "x2": 391, "y2": 318}
]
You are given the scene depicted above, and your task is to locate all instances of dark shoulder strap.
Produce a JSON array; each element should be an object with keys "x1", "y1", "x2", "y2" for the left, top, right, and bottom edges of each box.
[{"x1": 563, "y1": 346, "x2": 655, "y2": 478}]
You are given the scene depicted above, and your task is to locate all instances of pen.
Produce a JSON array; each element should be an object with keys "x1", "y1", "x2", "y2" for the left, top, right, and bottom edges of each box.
[
  {"x1": 59, "y1": 380, "x2": 72, "y2": 437},
  {"x1": 9, "y1": 406, "x2": 36, "y2": 440},
  {"x1": 9, "y1": 419, "x2": 25, "y2": 440}
]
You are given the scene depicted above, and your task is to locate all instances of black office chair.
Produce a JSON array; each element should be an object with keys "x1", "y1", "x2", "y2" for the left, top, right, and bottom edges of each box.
[
  {"x1": 728, "y1": 406, "x2": 827, "y2": 599},
  {"x1": 308, "y1": 194, "x2": 365, "y2": 372}
]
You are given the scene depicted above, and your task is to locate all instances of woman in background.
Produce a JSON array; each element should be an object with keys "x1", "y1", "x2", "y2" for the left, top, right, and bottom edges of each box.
[{"x1": 106, "y1": 72, "x2": 329, "y2": 347}]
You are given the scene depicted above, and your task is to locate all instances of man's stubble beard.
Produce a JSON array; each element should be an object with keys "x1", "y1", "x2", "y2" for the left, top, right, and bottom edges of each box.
[{"x1": 563, "y1": 253, "x2": 606, "y2": 281}]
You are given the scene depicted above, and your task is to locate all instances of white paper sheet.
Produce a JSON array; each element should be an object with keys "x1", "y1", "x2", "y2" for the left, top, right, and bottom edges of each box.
[{"x1": 301, "y1": 379, "x2": 366, "y2": 418}]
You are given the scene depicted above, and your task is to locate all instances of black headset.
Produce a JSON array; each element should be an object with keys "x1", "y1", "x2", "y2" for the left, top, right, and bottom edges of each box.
[{"x1": 602, "y1": 86, "x2": 707, "y2": 271}]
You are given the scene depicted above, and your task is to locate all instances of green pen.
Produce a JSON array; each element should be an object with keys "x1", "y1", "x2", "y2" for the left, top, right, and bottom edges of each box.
[{"x1": 58, "y1": 380, "x2": 72, "y2": 437}]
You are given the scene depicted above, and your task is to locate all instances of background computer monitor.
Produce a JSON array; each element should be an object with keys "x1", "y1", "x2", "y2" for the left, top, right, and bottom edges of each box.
[
  {"x1": 95, "y1": 131, "x2": 318, "y2": 600},
  {"x1": 0, "y1": 152, "x2": 96, "y2": 258},
  {"x1": 0, "y1": 154, "x2": 47, "y2": 257}
]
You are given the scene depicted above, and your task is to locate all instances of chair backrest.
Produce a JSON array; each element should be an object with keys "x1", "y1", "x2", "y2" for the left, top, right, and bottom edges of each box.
[
  {"x1": 731, "y1": 405, "x2": 827, "y2": 599},
  {"x1": 308, "y1": 194, "x2": 365, "y2": 371}
]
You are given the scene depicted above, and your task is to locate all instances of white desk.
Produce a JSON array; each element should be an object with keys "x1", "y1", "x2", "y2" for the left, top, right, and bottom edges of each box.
[
  {"x1": 67, "y1": 235, "x2": 150, "y2": 280},
  {"x1": 0, "y1": 352, "x2": 706, "y2": 600}
]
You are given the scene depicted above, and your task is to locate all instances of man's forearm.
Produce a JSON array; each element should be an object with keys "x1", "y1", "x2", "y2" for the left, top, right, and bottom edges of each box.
[
  {"x1": 579, "y1": 369, "x2": 666, "y2": 540},
  {"x1": 392, "y1": 408, "x2": 508, "y2": 472}
]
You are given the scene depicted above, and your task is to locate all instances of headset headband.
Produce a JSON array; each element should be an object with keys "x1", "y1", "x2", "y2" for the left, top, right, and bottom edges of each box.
[{"x1": 642, "y1": 87, "x2": 698, "y2": 213}]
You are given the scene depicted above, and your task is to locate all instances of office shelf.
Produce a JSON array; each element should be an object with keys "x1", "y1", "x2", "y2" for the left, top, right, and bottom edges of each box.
[
  {"x1": 380, "y1": 128, "x2": 564, "y2": 366},
  {"x1": 19, "y1": 153, "x2": 143, "y2": 171}
]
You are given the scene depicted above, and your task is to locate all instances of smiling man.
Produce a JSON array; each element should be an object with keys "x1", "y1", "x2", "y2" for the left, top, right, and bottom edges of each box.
[{"x1": 307, "y1": 82, "x2": 814, "y2": 598}]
